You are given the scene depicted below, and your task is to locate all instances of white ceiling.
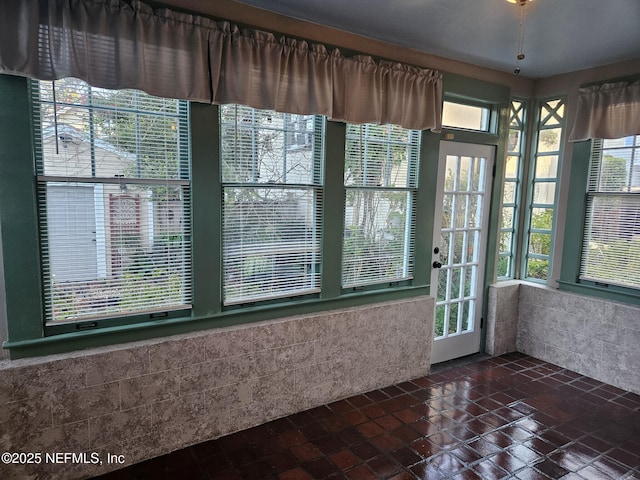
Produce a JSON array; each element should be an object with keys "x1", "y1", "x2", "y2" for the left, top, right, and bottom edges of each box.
[{"x1": 234, "y1": 0, "x2": 640, "y2": 79}]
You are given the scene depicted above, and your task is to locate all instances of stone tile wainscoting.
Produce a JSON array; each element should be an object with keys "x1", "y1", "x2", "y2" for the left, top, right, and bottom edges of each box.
[
  {"x1": 0, "y1": 297, "x2": 434, "y2": 480},
  {"x1": 487, "y1": 281, "x2": 640, "y2": 396}
]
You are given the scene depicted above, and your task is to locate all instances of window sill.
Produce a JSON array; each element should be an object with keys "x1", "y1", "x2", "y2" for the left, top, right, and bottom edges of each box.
[
  {"x1": 3, "y1": 284, "x2": 430, "y2": 359},
  {"x1": 557, "y1": 279, "x2": 640, "y2": 306}
]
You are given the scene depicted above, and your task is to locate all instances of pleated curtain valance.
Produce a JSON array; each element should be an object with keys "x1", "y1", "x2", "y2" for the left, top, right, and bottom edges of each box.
[
  {"x1": 0, "y1": 0, "x2": 442, "y2": 131},
  {"x1": 569, "y1": 79, "x2": 640, "y2": 142}
]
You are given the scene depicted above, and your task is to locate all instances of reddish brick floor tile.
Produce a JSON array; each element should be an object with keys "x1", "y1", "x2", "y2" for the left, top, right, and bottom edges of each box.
[
  {"x1": 92, "y1": 354, "x2": 640, "y2": 480},
  {"x1": 329, "y1": 450, "x2": 360, "y2": 470}
]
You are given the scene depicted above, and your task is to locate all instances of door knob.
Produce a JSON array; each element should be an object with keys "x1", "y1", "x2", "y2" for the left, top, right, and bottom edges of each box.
[{"x1": 433, "y1": 261, "x2": 442, "y2": 269}]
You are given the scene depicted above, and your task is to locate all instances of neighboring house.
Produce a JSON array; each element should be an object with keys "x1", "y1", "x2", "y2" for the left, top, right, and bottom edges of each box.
[{"x1": 41, "y1": 124, "x2": 157, "y2": 284}]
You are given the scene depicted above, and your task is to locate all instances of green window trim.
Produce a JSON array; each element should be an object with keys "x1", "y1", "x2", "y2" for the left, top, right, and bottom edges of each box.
[
  {"x1": 559, "y1": 139, "x2": 640, "y2": 306},
  {"x1": 521, "y1": 96, "x2": 566, "y2": 283},
  {"x1": 498, "y1": 98, "x2": 528, "y2": 280},
  {"x1": 0, "y1": 74, "x2": 438, "y2": 359},
  {"x1": 0, "y1": 72, "x2": 513, "y2": 359}
]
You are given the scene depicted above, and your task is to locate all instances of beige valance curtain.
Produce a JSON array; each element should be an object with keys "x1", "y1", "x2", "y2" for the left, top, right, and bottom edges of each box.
[
  {"x1": 569, "y1": 80, "x2": 640, "y2": 142},
  {"x1": 0, "y1": 0, "x2": 442, "y2": 131}
]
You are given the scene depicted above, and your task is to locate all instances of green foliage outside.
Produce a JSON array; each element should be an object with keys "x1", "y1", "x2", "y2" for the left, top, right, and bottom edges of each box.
[
  {"x1": 342, "y1": 124, "x2": 417, "y2": 286},
  {"x1": 526, "y1": 208, "x2": 553, "y2": 280}
]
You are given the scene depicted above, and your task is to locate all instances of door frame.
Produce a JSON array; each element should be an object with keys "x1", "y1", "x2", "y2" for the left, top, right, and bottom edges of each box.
[{"x1": 430, "y1": 141, "x2": 495, "y2": 364}]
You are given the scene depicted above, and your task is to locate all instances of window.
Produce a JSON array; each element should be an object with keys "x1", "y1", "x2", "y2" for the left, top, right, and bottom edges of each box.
[
  {"x1": 442, "y1": 101, "x2": 491, "y2": 132},
  {"x1": 498, "y1": 99, "x2": 527, "y2": 279},
  {"x1": 343, "y1": 123, "x2": 420, "y2": 288},
  {"x1": 522, "y1": 97, "x2": 565, "y2": 282},
  {"x1": 580, "y1": 136, "x2": 640, "y2": 289},
  {"x1": 33, "y1": 78, "x2": 191, "y2": 324},
  {"x1": 220, "y1": 105, "x2": 324, "y2": 305}
]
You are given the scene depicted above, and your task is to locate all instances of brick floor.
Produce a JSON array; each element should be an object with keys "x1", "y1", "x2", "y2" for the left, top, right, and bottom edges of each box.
[{"x1": 93, "y1": 353, "x2": 640, "y2": 479}]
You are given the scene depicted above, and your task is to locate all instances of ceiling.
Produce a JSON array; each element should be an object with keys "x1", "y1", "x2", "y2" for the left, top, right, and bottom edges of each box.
[{"x1": 233, "y1": 0, "x2": 640, "y2": 79}]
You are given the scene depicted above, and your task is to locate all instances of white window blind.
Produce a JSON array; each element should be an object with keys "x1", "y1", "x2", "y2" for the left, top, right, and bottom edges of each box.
[
  {"x1": 343, "y1": 123, "x2": 420, "y2": 288},
  {"x1": 581, "y1": 136, "x2": 640, "y2": 289},
  {"x1": 33, "y1": 78, "x2": 191, "y2": 324},
  {"x1": 220, "y1": 105, "x2": 324, "y2": 305}
]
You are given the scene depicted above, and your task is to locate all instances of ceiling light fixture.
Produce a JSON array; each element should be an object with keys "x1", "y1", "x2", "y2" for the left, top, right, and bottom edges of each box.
[{"x1": 510, "y1": 0, "x2": 532, "y2": 75}]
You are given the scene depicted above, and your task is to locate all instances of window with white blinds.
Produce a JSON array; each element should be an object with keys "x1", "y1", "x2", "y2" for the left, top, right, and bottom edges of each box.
[
  {"x1": 343, "y1": 123, "x2": 420, "y2": 288},
  {"x1": 220, "y1": 105, "x2": 324, "y2": 305},
  {"x1": 581, "y1": 136, "x2": 640, "y2": 289},
  {"x1": 33, "y1": 78, "x2": 191, "y2": 324}
]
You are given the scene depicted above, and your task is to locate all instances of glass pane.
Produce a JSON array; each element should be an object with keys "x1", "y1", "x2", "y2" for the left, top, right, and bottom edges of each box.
[
  {"x1": 450, "y1": 268, "x2": 462, "y2": 301},
  {"x1": 223, "y1": 187, "x2": 320, "y2": 304},
  {"x1": 537, "y1": 128, "x2": 562, "y2": 152},
  {"x1": 437, "y1": 269, "x2": 449, "y2": 302},
  {"x1": 468, "y1": 195, "x2": 482, "y2": 228},
  {"x1": 440, "y1": 232, "x2": 451, "y2": 265},
  {"x1": 455, "y1": 195, "x2": 467, "y2": 228},
  {"x1": 510, "y1": 100, "x2": 524, "y2": 127},
  {"x1": 599, "y1": 151, "x2": 631, "y2": 192},
  {"x1": 529, "y1": 233, "x2": 551, "y2": 256},
  {"x1": 44, "y1": 182, "x2": 190, "y2": 323},
  {"x1": 508, "y1": 131, "x2": 522, "y2": 153},
  {"x1": 500, "y1": 232, "x2": 512, "y2": 252},
  {"x1": 344, "y1": 123, "x2": 419, "y2": 188},
  {"x1": 442, "y1": 101, "x2": 490, "y2": 131},
  {"x1": 535, "y1": 156, "x2": 558, "y2": 179},
  {"x1": 505, "y1": 156, "x2": 519, "y2": 179},
  {"x1": 527, "y1": 258, "x2": 548, "y2": 280},
  {"x1": 221, "y1": 106, "x2": 321, "y2": 185},
  {"x1": 445, "y1": 156, "x2": 458, "y2": 192},
  {"x1": 38, "y1": 80, "x2": 186, "y2": 180},
  {"x1": 533, "y1": 182, "x2": 556, "y2": 205},
  {"x1": 497, "y1": 256, "x2": 510, "y2": 277},
  {"x1": 343, "y1": 189, "x2": 413, "y2": 287},
  {"x1": 448, "y1": 302, "x2": 460, "y2": 334},
  {"x1": 435, "y1": 305, "x2": 446, "y2": 337},
  {"x1": 502, "y1": 207, "x2": 514, "y2": 229},
  {"x1": 461, "y1": 301, "x2": 472, "y2": 331},
  {"x1": 531, "y1": 209, "x2": 554, "y2": 230},
  {"x1": 459, "y1": 156, "x2": 471, "y2": 191},
  {"x1": 466, "y1": 232, "x2": 476, "y2": 263},
  {"x1": 540, "y1": 100, "x2": 565, "y2": 126},
  {"x1": 453, "y1": 232, "x2": 465, "y2": 264},
  {"x1": 581, "y1": 195, "x2": 640, "y2": 289},
  {"x1": 503, "y1": 182, "x2": 516, "y2": 203},
  {"x1": 464, "y1": 266, "x2": 475, "y2": 297},
  {"x1": 442, "y1": 194, "x2": 454, "y2": 229},
  {"x1": 471, "y1": 157, "x2": 484, "y2": 191}
]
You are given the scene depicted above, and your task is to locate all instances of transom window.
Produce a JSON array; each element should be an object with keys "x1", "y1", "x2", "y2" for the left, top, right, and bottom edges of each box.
[
  {"x1": 33, "y1": 78, "x2": 191, "y2": 324},
  {"x1": 442, "y1": 101, "x2": 491, "y2": 132}
]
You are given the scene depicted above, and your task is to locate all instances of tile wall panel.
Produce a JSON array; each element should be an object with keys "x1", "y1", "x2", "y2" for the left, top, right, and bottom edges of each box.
[{"x1": 0, "y1": 296, "x2": 433, "y2": 480}]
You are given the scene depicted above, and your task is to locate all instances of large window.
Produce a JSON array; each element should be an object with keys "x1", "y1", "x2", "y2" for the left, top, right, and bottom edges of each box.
[
  {"x1": 498, "y1": 99, "x2": 527, "y2": 279},
  {"x1": 33, "y1": 78, "x2": 191, "y2": 324},
  {"x1": 343, "y1": 123, "x2": 420, "y2": 288},
  {"x1": 220, "y1": 105, "x2": 324, "y2": 305},
  {"x1": 581, "y1": 136, "x2": 640, "y2": 289},
  {"x1": 522, "y1": 97, "x2": 565, "y2": 282}
]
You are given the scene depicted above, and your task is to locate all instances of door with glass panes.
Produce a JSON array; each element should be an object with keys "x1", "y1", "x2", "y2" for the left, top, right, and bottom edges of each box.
[{"x1": 430, "y1": 141, "x2": 494, "y2": 364}]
